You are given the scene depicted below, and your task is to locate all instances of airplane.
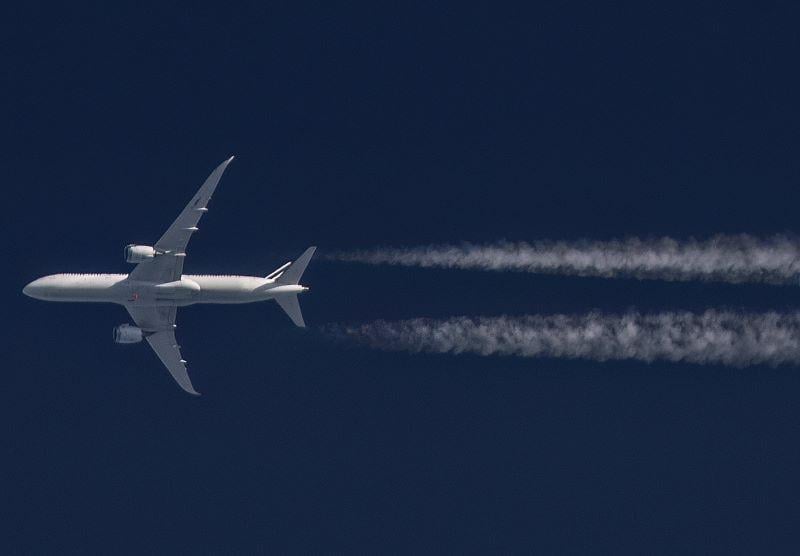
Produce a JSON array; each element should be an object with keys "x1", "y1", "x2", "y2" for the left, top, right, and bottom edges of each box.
[{"x1": 23, "y1": 157, "x2": 315, "y2": 396}]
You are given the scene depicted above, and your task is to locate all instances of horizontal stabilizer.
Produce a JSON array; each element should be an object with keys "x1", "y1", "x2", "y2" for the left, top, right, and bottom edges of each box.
[{"x1": 276, "y1": 294, "x2": 305, "y2": 327}]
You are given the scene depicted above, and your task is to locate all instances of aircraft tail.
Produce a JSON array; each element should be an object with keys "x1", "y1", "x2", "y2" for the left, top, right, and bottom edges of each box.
[
  {"x1": 271, "y1": 247, "x2": 316, "y2": 327},
  {"x1": 274, "y1": 246, "x2": 316, "y2": 285},
  {"x1": 276, "y1": 294, "x2": 305, "y2": 327}
]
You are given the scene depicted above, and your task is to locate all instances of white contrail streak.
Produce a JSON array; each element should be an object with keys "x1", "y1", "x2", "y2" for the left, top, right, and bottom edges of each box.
[
  {"x1": 326, "y1": 235, "x2": 800, "y2": 285},
  {"x1": 323, "y1": 311, "x2": 800, "y2": 367}
]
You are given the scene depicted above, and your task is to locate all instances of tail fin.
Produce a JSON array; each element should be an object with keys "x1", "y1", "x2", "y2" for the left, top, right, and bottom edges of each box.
[
  {"x1": 273, "y1": 247, "x2": 316, "y2": 327},
  {"x1": 276, "y1": 246, "x2": 316, "y2": 285},
  {"x1": 266, "y1": 261, "x2": 292, "y2": 280}
]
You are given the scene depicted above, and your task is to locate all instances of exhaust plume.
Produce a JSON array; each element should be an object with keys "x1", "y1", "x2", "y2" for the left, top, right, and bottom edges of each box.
[
  {"x1": 323, "y1": 310, "x2": 800, "y2": 367},
  {"x1": 326, "y1": 235, "x2": 800, "y2": 285}
]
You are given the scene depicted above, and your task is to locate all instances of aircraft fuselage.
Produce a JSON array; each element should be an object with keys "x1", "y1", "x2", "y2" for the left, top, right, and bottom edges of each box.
[{"x1": 22, "y1": 273, "x2": 307, "y2": 306}]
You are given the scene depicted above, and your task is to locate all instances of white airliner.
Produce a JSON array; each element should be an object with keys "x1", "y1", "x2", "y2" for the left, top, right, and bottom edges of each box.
[{"x1": 23, "y1": 157, "x2": 315, "y2": 395}]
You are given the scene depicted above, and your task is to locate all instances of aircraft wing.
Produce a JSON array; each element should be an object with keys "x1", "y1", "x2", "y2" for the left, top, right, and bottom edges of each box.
[
  {"x1": 125, "y1": 305, "x2": 200, "y2": 396},
  {"x1": 128, "y1": 156, "x2": 234, "y2": 283}
]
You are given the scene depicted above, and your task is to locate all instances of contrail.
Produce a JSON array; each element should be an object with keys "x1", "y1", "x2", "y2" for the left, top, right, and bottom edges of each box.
[
  {"x1": 325, "y1": 235, "x2": 800, "y2": 285},
  {"x1": 322, "y1": 310, "x2": 800, "y2": 367}
]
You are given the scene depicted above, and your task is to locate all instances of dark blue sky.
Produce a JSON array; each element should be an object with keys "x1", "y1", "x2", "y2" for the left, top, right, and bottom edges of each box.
[{"x1": 4, "y1": 2, "x2": 800, "y2": 552}]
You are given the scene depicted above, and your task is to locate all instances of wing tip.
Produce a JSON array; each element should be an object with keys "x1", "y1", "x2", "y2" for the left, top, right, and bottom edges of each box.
[{"x1": 181, "y1": 382, "x2": 202, "y2": 396}]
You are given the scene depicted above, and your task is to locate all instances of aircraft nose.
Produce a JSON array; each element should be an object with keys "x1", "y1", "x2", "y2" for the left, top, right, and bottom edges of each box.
[{"x1": 23, "y1": 278, "x2": 44, "y2": 298}]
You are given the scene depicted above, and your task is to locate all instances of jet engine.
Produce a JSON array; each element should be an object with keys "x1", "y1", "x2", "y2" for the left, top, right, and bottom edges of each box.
[
  {"x1": 124, "y1": 244, "x2": 157, "y2": 263},
  {"x1": 113, "y1": 324, "x2": 144, "y2": 344}
]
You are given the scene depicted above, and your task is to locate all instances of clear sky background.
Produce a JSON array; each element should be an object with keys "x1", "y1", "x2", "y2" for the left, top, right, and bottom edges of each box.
[{"x1": 4, "y1": 2, "x2": 800, "y2": 552}]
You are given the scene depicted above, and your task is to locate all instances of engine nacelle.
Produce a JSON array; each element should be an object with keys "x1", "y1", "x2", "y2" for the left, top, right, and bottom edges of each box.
[
  {"x1": 124, "y1": 244, "x2": 157, "y2": 263},
  {"x1": 113, "y1": 324, "x2": 144, "y2": 344}
]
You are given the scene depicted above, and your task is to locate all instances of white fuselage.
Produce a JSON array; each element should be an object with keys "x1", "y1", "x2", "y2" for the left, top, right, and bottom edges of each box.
[{"x1": 22, "y1": 273, "x2": 307, "y2": 306}]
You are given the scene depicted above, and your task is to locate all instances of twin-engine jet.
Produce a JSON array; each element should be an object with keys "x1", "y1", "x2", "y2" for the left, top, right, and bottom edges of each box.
[{"x1": 23, "y1": 157, "x2": 315, "y2": 395}]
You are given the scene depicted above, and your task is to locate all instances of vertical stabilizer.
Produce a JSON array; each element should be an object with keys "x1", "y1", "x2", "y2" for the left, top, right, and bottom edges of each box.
[
  {"x1": 276, "y1": 247, "x2": 316, "y2": 285},
  {"x1": 273, "y1": 247, "x2": 315, "y2": 327}
]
